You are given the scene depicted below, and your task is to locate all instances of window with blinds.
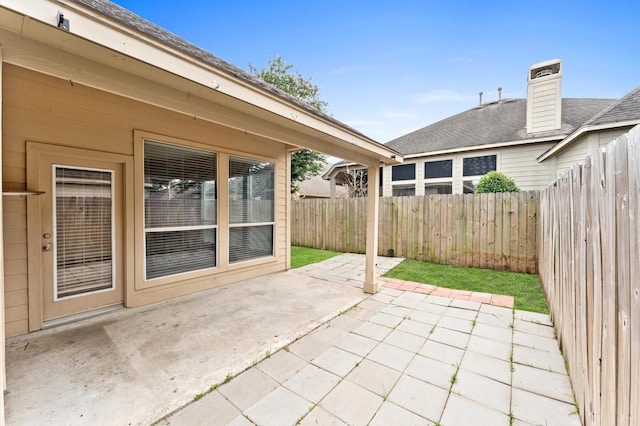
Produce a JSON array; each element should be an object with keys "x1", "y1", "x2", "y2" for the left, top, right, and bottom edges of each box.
[
  {"x1": 54, "y1": 166, "x2": 115, "y2": 299},
  {"x1": 144, "y1": 140, "x2": 217, "y2": 279},
  {"x1": 228, "y1": 156, "x2": 274, "y2": 263}
]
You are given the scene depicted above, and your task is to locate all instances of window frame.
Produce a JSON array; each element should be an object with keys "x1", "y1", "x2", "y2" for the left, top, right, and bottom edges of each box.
[
  {"x1": 392, "y1": 183, "x2": 416, "y2": 197},
  {"x1": 228, "y1": 155, "x2": 276, "y2": 264},
  {"x1": 391, "y1": 163, "x2": 416, "y2": 181},
  {"x1": 462, "y1": 154, "x2": 497, "y2": 194},
  {"x1": 423, "y1": 158, "x2": 454, "y2": 195},
  {"x1": 142, "y1": 139, "x2": 219, "y2": 281}
]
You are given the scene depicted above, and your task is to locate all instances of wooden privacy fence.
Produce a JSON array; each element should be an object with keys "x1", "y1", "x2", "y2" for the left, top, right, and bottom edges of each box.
[
  {"x1": 291, "y1": 191, "x2": 538, "y2": 273},
  {"x1": 538, "y1": 126, "x2": 639, "y2": 426}
]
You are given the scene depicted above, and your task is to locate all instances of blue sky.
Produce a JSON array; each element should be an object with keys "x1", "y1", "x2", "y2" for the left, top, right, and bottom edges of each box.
[{"x1": 114, "y1": 0, "x2": 638, "y2": 146}]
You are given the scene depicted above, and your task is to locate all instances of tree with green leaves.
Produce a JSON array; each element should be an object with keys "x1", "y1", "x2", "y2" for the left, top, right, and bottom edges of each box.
[
  {"x1": 475, "y1": 171, "x2": 520, "y2": 193},
  {"x1": 249, "y1": 55, "x2": 327, "y2": 194}
]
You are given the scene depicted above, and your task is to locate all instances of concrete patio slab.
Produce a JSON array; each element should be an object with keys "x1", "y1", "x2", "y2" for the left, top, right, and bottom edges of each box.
[
  {"x1": 404, "y1": 354, "x2": 456, "y2": 390},
  {"x1": 451, "y1": 368, "x2": 512, "y2": 414},
  {"x1": 319, "y1": 379, "x2": 383, "y2": 425},
  {"x1": 218, "y1": 368, "x2": 278, "y2": 411},
  {"x1": 282, "y1": 364, "x2": 340, "y2": 404},
  {"x1": 440, "y1": 393, "x2": 511, "y2": 426},
  {"x1": 511, "y1": 388, "x2": 581, "y2": 425},
  {"x1": 5, "y1": 253, "x2": 581, "y2": 426},
  {"x1": 369, "y1": 401, "x2": 430, "y2": 426},
  {"x1": 345, "y1": 359, "x2": 401, "y2": 397},
  {"x1": 4, "y1": 269, "x2": 367, "y2": 425},
  {"x1": 387, "y1": 375, "x2": 449, "y2": 423},
  {"x1": 168, "y1": 390, "x2": 241, "y2": 426},
  {"x1": 244, "y1": 386, "x2": 311, "y2": 426}
]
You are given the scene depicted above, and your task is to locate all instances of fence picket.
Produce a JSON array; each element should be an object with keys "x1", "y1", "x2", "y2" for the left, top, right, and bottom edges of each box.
[
  {"x1": 537, "y1": 126, "x2": 639, "y2": 426},
  {"x1": 291, "y1": 191, "x2": 538, "y2": 273}
]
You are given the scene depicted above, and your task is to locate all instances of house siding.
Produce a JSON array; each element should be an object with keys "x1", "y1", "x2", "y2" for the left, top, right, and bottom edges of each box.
[
  {"x1": 3, "y1": 64, "x2": 289, "y2": 337},
  {"x1": 598, "y1": 128, "x2": 627, "y2": 148},
  {"x1": 383, "y1": 143, "x2": 556, "y2": 195},
  {"x1": 555, "y1": 138, "x2": 590, "y2": 177},
  {"x1": 499, "y1": 143, "x2": 556, "y2": 190}
]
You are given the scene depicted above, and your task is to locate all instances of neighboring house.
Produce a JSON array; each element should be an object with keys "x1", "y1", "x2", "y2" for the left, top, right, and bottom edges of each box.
[
  {"x1": 326, "y1": 59, "x2": 640, "y2": 196},
  {"x1": 0, "y1": 0, "x2": 402, "y2": 395},
  {"x1": 294, "y1": 162, "x2": 347, "y2": 199}
]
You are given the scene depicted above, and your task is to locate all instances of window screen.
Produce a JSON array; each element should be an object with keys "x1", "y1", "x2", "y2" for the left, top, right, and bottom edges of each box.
[
  {"x1": 144, "y1": 141, "x2": 217, "y2": 279},
  {"x1": 425, "y1": 160, "x2": 453, "y2": 179},
  {"x1": 229, "y1": 156, "x2": 274, "y2": 263},
  {"x1": 391, "y1": 163, "x2": 416, "y2": 181},
  {"x1": 463, "y1": 155, "x2": 496, "y2": 176}
]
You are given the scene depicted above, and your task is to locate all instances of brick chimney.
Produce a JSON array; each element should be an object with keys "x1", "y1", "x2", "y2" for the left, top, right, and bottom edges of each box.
[{"x1": 526, "y1": 59, "x2": 562, "y2": 133}]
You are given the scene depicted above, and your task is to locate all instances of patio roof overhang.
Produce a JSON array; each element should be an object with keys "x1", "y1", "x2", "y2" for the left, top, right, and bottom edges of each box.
[
  {"x1": 0, "y1": 0, "x2": 403, "y2": 168},
  {"x1": 0, "y1": 2, "x2": 396, "y2": 408}
]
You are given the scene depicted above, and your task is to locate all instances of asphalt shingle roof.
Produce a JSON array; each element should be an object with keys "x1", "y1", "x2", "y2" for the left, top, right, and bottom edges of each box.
[
  {"x1": 586, "y1": 86, "x2": 640, "y2": 126},
  {"x1": 72, "y1": 0, "x2": 372, "y2": 140},
  {"x1": 386, "y1": 98, "x2": 615, "y2": 155}
]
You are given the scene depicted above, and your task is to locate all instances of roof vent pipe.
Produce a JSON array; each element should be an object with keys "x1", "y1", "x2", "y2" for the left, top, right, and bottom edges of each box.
[
  {"x1": 478, "y1": 91, "x2": 483, "y2": 106},
  {"x1": 498, "y1": 87, "x2": 502, "y2": 102}
]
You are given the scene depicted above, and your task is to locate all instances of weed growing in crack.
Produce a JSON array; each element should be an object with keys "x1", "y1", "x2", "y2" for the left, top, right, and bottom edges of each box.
[{"x1": 224, "y1": 372, "x2": 232, "y2": 384}]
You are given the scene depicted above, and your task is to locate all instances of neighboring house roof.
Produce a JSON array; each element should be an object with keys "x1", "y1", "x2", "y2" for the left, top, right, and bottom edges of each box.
[
  {"x1": 386, "y1": 98, "x2": 615, "y2": 156},
  {"x1": 298, "y1": 163, "x2": 333, "y2": 198},
  {"x1": 584, "y1": 86, "x2": 640, "y2": 126}
]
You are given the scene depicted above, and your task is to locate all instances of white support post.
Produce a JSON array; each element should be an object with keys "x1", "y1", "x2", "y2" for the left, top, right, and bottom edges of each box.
[
  {"x1": 363, "y1": 165, "x2": 380, "y2": 294},
  {"x1": 0, "y1": 46, "x2": 7, "y2": 425}
]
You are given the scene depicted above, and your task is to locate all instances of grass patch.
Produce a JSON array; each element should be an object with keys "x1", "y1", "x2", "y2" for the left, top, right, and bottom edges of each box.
[
  {"x1": 290, "y1": 246, "x2": 341, "y2": 269},
  {"x1": 384, "y1": 259, "x2": 548, "y2": 314}
]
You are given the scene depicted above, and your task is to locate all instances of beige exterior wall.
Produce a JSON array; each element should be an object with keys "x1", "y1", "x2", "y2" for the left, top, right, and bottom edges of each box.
[
  {"x1": 384, "y1": 142, "x2": 556, "y2": 196},
  {"x1": 555, "y1": 136, "x2": 590, "y2": 175},
  {"x1": 3, "y1": 65, "x2": 289, "y2": 337},
  {"x1": 499, "y1": 143, "x2": 557, "y2": 190},
  {"x1": 598, "y1": 128, "x2": 628, "y2": 149},
  {"x1": 555, "y1": 128, "x2": 628, "y2": 176}
]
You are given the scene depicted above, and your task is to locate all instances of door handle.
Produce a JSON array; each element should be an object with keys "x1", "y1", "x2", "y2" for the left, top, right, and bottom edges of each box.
[{"x1": 43, "y1": 244, "x2": 52, "y2": 251}]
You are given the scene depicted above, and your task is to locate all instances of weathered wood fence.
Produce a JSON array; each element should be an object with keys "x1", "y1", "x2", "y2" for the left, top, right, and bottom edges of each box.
[
  {"x1": 538, "y1": 126, "x2": 639, "y2": 425},
  {"x1": 291, "y1": 191, "x2": 538, "y2": 273}
]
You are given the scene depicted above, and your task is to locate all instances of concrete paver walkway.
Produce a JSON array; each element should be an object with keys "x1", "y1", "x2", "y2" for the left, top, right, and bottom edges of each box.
[{"x1": 164, "y1": 254, "x2": 581, "y2": 426}]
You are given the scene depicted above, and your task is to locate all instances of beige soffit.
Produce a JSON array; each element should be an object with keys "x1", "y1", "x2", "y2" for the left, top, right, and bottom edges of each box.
[{"x1": 0, "y1": 0, "x2": 402, "y2": 167}]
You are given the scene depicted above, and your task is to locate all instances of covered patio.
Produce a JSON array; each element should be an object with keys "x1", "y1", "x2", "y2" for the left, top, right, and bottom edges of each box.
[
  {"x1": 5, "y1": 254, "x2": 579, "y2": 426},
  {"x1": 5, "y1": 268, "x2": 369, "y2": 425}
]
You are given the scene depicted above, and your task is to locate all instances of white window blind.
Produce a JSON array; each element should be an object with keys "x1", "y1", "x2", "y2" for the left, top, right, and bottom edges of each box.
[
  {"x1": 144, "y1": 140, "x2": 217, "y2": 279},
  {"x1": 228, "y1": 156, "x2": 274, "y2": 263},
  {"x1": 54, "y1": 166, "x2": 114, "y2": 298}
]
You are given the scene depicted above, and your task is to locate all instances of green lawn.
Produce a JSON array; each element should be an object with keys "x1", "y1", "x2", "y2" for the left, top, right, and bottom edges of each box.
[
  {"x1": 290, "y1": 246, "x2": 548, "y2": 314},
  {"x1": 290, "y1": 246, "x2": 341, "y2": 268},
  {"x1": 291, "y1": 247, "x2": 549, "y2": 314},
  {"x1": 384, "y1": 259, "x2": 549, "y2": 314}
]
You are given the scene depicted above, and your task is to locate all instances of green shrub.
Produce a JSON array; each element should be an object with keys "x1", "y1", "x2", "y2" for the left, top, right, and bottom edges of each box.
[{"x1": 475, "y1": 171, "x2": 520, "y2": 193}]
